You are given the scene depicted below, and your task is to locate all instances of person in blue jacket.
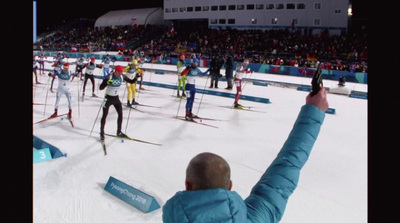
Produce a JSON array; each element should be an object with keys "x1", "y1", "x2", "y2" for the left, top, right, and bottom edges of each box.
[
  {"x1": 180, "y1": 58, "x2": 210, "y2": 121},
  {"x1": 162, "y1": 87, "x2": 329, "y2": 223}
]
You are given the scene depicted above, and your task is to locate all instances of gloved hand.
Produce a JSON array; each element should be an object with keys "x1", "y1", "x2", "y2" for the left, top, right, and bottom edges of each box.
[
  {"x1": 107, "y1": 79, "x2": 114, "y2": 85},
  {"x1": 135, "y1": 72, "x2": 142, "y2": 78}
]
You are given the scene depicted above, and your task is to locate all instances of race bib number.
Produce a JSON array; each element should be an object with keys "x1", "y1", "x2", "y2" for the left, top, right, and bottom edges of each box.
[{"x1": 185, "y1": 90, "x2": 191, "y2": 98}]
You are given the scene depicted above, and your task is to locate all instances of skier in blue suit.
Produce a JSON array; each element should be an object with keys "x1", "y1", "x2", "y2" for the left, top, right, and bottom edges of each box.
[
  {"x1": 163, "y1": 87, "x2": 329, "y2": 223},
  {"x1": 180, "y1": 58, "x2": 209, "y2": 120}
]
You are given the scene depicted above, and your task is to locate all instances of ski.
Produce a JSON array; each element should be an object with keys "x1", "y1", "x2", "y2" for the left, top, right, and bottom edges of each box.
[
  {"x1": 104, "y1": 133, "x2": 162, "y2": 146},
  {"x1": 34, "y1": 113, "x2": 68, "y2": 125},
  {"x1": 220, "y1": 105, "x2": 267, "y2": 113},
  {"x1": 176, "y1": 115, "x2": 228, "y2": 122},
  {"x1": 176, "y1": 117, "x2": 219, "y2": 128},
  {"x1": 124, "y1": 103, "x2": 161, "y2": 109}
]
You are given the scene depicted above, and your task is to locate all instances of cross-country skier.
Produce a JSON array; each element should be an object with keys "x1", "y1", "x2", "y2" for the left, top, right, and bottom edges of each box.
[
  {"x1": 176, "y1": 54, "x2": 187, "y2": 97},
  {"x1": 101, "y1": 55, "x2": 112, "y2": 79},
  {"x1": 124, "y1": 59, "x2": 143, "y2": 107},
  {"x1": 33, "y1": 55, "x2": 41, "y2": 84},
  {"x1": 180, "y1": 58, "x2": 210, "y2": 120},
  {"x1": 70, "y1": 55, "x2": 87, "y2": 82},
  {"x1": 82, "y1": 57, "x2": 102, "y2": 99},
  {"x1": 38, "y1": 52, "x2": 47, "y2": 75},
  {"x1": 233, "y1": 59, "x2": 252, "y2": 108},
  {"x1": 49, "y1": 57, "x2": 65, "y2": 93},
  {"x1": 99, "y1": 65, "x2": 141, "y2": 140},
  {"x1": 49, "y1": 63, "x2": 75, "y2": 120}
]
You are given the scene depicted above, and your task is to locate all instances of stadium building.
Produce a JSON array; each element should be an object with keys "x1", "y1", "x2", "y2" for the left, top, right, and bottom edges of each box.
[{"x1": 164, "y1": 0, "x2": 351, "y2": 35}]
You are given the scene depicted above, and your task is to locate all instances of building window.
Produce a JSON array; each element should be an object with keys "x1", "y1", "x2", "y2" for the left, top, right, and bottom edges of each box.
[
  {"x1": 237, "y1": 5, "x2": 245, "y2": 10},
  {"x1": 315, "y1": 3, "x2": 321, "y2": 9},
  {"x1": 287, "y1": 3, "x2": 295, "y2": 9},
  {"x1": 219, "y1": 5, "x2": 226, "y2": 11},
  {"x1": 210, "y1": 19, "x2": 217, "y2": 24},
  {"x1": 228, "y1": 5, "x2": 236, "y2": 10},
  {"x1": 195, "y1": 6, "x2": 201, "y2": 12},
  {"x1": 165, "y1": 8, "x2": 171, "y2": 13},
  {"x1": 297, "y1": 3, "x2": 306, "y2": 9},
  {"x1": 276, "y1": 4, "x2": 284, "y2": 9},
  {"x1": 211, "y1": 5, "x2": 218, "y2": 11},
  {"x1": 219, "y1": 19, "x2": 226, "y2": 24},
  {"x1": 266, "y1": 4, "x2": 274, "y2": 9},
  {"x1": 314, "y1": 18, "x2": 320, "y2": 25},
  {"x1": 187, "y1": 7, "x2": 193, "y2": 12},
  {"x1": 251, "y1": 18, "x2": 257, "y2": 24},
  {"x1": 272, "y1": 18, "x2": 278, "y2": 24},
  {"x1": 180, "y1": 7, "x2": 186, "y2": 12},
  {"x1": 228, "y1": 19, "x2": 235, "y2": 24},
  {"x1": 334, "y1": 9, "x2": 341, "y2": 13},
  {"x1": 172, "y1": 8, "x2": 178, "y2": 13},
  {"x1": 203, "y1": 6, "x2": 209, "y2": 11},
  {"x1": 247, "y1": 4, "x2": 255, "y2": 10},
  {"x1": 256, "y1": 4, "x2": 264, "y2": 10}
]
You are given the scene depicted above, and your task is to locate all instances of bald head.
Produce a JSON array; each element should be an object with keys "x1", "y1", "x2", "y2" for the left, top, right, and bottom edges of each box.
[{"x1": 185, "y1": 152, "x2": 231, "y2": 191}]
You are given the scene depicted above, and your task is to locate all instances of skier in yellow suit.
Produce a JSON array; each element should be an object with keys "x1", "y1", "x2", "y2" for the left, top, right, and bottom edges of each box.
[{"x1": 124, "y1": 59, "x2": 143, "y2": 107}]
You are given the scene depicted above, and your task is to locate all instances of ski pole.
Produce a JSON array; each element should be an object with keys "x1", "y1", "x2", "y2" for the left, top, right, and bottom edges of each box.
[
  {"x1": 175, "y1": 91, "x2": 184, "y2": 119},
  {"x1": 89, "y1": 74, "x2": 111, "y2": 137},
  {"x1": 172, "y1": 78, "x2": 179, "y2": 97},
  {"x1": 196, "y1": 75, "x2": 210, "y2": 116},
  {"x1": 43, "y1": 75, "x2": 52, "y2": 117},
  {"x1": 124, "y1": 83, "x2": 136, "y2": 133},
  {"x1": 77, "y1": 71, "x2": 81, "y2": 118}
]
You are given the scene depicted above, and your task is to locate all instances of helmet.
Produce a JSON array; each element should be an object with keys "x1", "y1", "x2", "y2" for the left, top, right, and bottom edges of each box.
[
  {"x1": 133, "y1": 60, "x2": 138, "y2": 65},
  {"x1": 115, "y1": 65, "x2": 123, "y2": 73}
]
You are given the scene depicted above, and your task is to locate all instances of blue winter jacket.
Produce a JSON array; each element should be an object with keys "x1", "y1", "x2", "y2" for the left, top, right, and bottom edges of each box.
[{"x1": 162, "y1": 104, "x2": 325, "y2": 223}]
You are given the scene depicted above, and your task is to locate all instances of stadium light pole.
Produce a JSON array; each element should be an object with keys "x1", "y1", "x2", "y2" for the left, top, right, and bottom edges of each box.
[{"x1": 33, "y1": 1, "x2": 37, "y2": 43}]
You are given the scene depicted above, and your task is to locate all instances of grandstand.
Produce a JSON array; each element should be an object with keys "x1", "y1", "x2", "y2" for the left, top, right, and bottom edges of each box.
[{"x1": 33, "y1": 0, "x2": 367, "y2": 74}]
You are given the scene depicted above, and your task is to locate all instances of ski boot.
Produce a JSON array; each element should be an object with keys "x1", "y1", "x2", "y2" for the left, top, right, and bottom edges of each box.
[
  {"x1": 132, "y1": 99, "x2": 139, "y2": 105},
  {"x1": 127, "y1": 100, "x2": 131, "y2": 107},
  {"x1": 117, "y1": 131, "x2": 128, "y2": 138},
  {"x1": 50, "y1": 109, "x2": 58, "y2": 118},
  {"x1": 234, "y1": 103, "x2": 243, "y2": 109},
  {"x1": 185, "y1": 111, "x2": 193, "y2": 121}
]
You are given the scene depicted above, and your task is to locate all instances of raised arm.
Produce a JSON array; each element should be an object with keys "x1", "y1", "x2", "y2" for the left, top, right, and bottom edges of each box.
[{"x1": 245, "y1": 88, "x2": 328, "y2": 223}]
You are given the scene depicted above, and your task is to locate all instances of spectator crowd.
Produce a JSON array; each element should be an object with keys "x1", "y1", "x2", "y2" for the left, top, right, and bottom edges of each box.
[{"x1": 34, "y1": 21, "x2": 367, "y2": 73}]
